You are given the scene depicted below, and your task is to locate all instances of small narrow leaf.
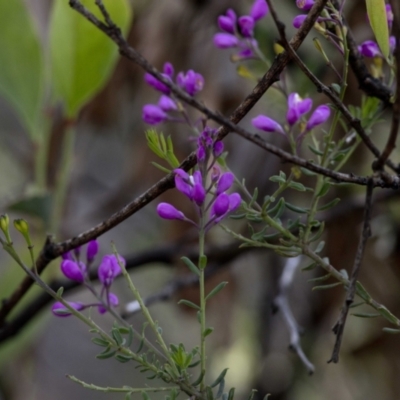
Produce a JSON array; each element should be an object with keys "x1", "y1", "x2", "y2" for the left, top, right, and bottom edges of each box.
[
  {"x1": 317, "y1": 198, "x2": 340, "y2": 211},
  {"x1": 181, "y1": 256, "x2": 200, "y2": 276},
  {"x1": 178, "y1": 299, "x2": 200, "y2": 310},
  {"x1": 382, "y1": 327, "x2": 400, "y2": 334},
  {"x1": 285, "y1": 202, "x2": 309, "y2": 214},
  {"x1": 204, "y1": 327, "x2": 214, "y2": 337},
  {"x1": 312, "y1": 282, "x2": 342, "y2": 290},
  {"x1": 205, "y1": 282, "x2": 228, "y2": 301},
  {"x1": 210, "y1": 368, "x2": 229, "y2": 388},
  {"x1": 351, "y1": 313, "x2": 380, "y2": 318}
]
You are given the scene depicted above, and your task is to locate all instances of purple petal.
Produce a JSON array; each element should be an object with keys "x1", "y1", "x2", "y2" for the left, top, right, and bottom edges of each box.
[
  {"x1": 213, "y1": 141, "x2": 224, "y2": 157},
  {"x1": 192, "y1": 183, "x2": 206, "y2": 206},
  {"x1": 250, "y1": 0, "x2": 268, "y2": 21},
  {"x1": 52, "y1": 301, "x2": 84, "y2": 317},
  {"x1": 98, "y1": 254, "x2": 124, "y2": 287},
  {"x1": 158, "y1": 95, "x2": 177, "y2": 111},
  {"x1": 142, "y1": 105, "x2": 168, "y2": 125},
  {"x1": 86, "y1": 240, "x2": 99, "y2": 263},
  {"x1": 212, "y1": 193, "x2": 230, "y2": 217},
  {"x1": 174, "y1": 170, "x2": 192, "y2": 199},
  {"x1": 98, "y1": 293, "x2": 119, "y2": 314},
  {"x1": 252, "y1": 115, "x2": 284, "y2": 134},
  {"x1": 218, "y1": 15, "x2": 235, "y2": 34},
  {"x1": 157, "y1": 203, "x2": 185, "y2": 220},
  {"x1": 390, "y1": 36, "x2": 396, "y2": 53},
  {"x1": 197, "y1": 145, "x2": 206, "y2": 162},
  {"x1": 184, "y1": 70, "x2": 205, "y2": 96},
  {"x1": 306, "y1": 105, "x2": 331, "y2": 131},
  {"x1": 163, "y1": 62, "x2": 174, "y2": 78},
  {"x1": 216, "y1": 172, "x2": 234, "y2": 195},
  {"x1": 296, "y1": 0, "x2": 315, "y2": 11},
  {"x1": 213, "y1": 33, "x2": 239, "y2": 49},
  {"x1": 228, "y1": 193, "x2": 241, "y2": 212},
  {"x1": 211, "y1": 165, "x2": 221, "y2": 182},
  {"x1": 358, "y1": 40, "x2": 381, "y2": 58},
  {"x1": 287, "y1": 93, "x2": 312, "y2": 125},
  {"x1": 61, "y1": 259, "x2": 85, "y2": 282},
  {"x1": 293, "y1": 14, "x2": 307, "y2": 29},
  {"x1": 62, "y1": 251, "x2": 73, "y2": 261},
  {"x1": 144, "y1": 73, "x2": 171, "y2": 94},
  {"x1": 238, "y1": 16, "x2": 255, "y2": 38}
]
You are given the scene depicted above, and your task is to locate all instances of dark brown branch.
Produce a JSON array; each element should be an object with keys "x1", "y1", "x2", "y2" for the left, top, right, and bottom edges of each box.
[
  {"x1": 267, "y1": 0, "x2": 399, "y2": 173},
  {"x1": 373, "y1": 1, "x2": 400, "y2": 171},
  {"x1": 0, "y1": 0, "x2": 330, "y2": 325},
  {"x1": 328, "y1": 179, "x2": 374, "y2": 363}
]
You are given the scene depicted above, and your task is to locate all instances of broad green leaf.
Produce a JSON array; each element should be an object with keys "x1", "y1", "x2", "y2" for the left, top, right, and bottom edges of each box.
[
  {"x1": 49, "y1": 0, "x2": 132, "y2": 117},
  {"x1": 0, "y1": 0, "x2": 44, "y2": 137},
  {"x1": 366, "y1": 0, "x2": 389, "y2": 58}
]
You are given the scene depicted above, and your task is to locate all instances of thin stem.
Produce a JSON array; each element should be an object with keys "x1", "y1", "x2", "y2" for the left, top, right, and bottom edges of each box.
[{"x1": 198, "y1": 227, "x2": 206, "y2": 391}]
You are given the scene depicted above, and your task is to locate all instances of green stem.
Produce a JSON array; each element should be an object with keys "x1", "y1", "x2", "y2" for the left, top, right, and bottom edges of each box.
[
  {"x1": 51, "y1": 124, "x2": 76, "y2": 235},
  {"x1": 198, "y1": 227, "x2": 206, "y2": 391},
  {"x1": 33, "y1": 122, "x2": 51, "y2": 192}
]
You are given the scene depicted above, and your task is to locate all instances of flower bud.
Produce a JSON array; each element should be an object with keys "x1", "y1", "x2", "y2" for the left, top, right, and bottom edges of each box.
[
  {"x1": 86, "y1": 240, "x2": 99, "y2": 263},
  {"x1": 212, "y1": 193, "x2": 230, "y2": 217},
  {"x1": 214, "y1": 33, "x2": 239, "y2": 49},
  {"x1": 13, "y1": 219, "x2": 32, "y2": 246},
  {"x1": 142, "y1": 105, "x2": 168, "y2": 125},
  {"x1": 305, "y1": 105, "x2": 331, "y2": 131},
  {"x1": 252, "y1": 115, "x2": 284, "y2": 134},
  {"x1": 52, "y1": 301, "x2": 84, "y2": 317},
  {"x1": 0, "y1": 214, "x2": 11, "y2": 243},
  {"x1": 250, "y1": 0, "x2": 269, "y2": 21},
  {"x1": 61, "y1": 259, "x2": 85, "y2": 282},
  {"x1": 157, "y1": 203, "x2": 185, "y2": 221},
  {"x1": 238, "y1": 16, "x2": 255, "y2": 38},
  {"x1": 216, "y1": 172, "x2": 234, "y2": 195}
]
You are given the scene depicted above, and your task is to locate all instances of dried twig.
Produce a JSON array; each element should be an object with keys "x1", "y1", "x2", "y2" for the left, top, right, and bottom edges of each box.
[
  {"x1": 273, "y1": 256, "x2": 315, "y2": 374},
  {"x1": 329, "y1": 179, "x2": 374, "y2": 363}
]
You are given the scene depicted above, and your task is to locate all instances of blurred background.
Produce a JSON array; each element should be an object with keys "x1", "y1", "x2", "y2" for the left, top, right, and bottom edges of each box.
[{"x1": 1, "y1": 0, "x2": 400, "y2": 399}]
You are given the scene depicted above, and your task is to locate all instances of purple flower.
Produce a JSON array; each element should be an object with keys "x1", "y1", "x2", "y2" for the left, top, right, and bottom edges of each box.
[
  {"x1": 386, "y1": 4, "x2": 393, "y2": 30},
  {"x1": 212, "y1": 193, "x2": 230, "y2": 217},
  {"x1": 62, "y1": 251, "x2": 73, "y2": 261},
  {"x1": 252, "y1": 115, "x2": 284, "y2": 134},
  {"x1": 142, "y1": 105, "x2": 168, "y2": 125},
  {"x1": 211, "y1": 165, "x2": 221, "y2": 182},
  {"x1": 158, "y1": 95, "x2": 177, "y2": 111},
  {"x1": 238, "y1": 16, "x2": 255, "y2": 38},
  {"x1": 176, "y1": 70, "x2": 205, "y2": 96},
  {"x1": 175, "y1": 169, "x2": 192, "y2": 199},
  {"x1": 218, "y1": 9, "x2": 237, "y2": 34},
  {"x1": 163, "y1": 62, "x2": 174, "y2": 78},
  {"x1": 286, "y1": 93, "x2": 312, "y2": 125},
  {"x1": 86, "y1": 240, "x2": 99, "y2": 263},
  {"x1": 250, "y1": 0, "x2": 268, "y2": 21},
  {"x1": 144, "y1": 73, "x2": 171, "y2": 95},
  {"x1": 214, "y1": 33, "x2": 239, "y2": 49},
  {"x1": 192, "y1": 182, "x2": 206, "y2": 206},
  {"x1": 305, "y1": 105, "x2": 331, "y2": 131},
  {"x1": 228, "y1": 193, "x2": 241, "y2": 212},
  {"x1": 52, "y1": 301, "x2": 84, "y2": 317},
  {"x1": 98, "y1": 254, "x2": 125, "y2": 287},
  {"x1": 293, "y1": 14, "x2": 307, "y2": 29},
  {"x1": 358, "y1": 40, "x2": 381, "y2": 58},
  {"x1": 390, "y1": 36, "x2": 396, "y2": 53},
  {"x1": 98, "y1": 293, "x2": 119, "y2": 314},
  {"x1": 213, "y1": 141, "x2": 224, "y2": 157},
  {"x1": 296, "y1": 0, "x2": 314, "y2": 11},
  {"x1": 157, "y1": 203, "x2": 185, "y2": 220},
  {"x1": 61, "y1": 259, "x2": 86, "y2": 282},
  {"x1": 197, "y1": 145, "x2": 206, "y2": 162},
  {"x1": 216, "y1": 172, "x2": 234, "y2": 195}
]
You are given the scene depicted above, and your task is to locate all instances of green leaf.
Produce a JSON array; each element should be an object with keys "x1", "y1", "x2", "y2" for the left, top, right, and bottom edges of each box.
[
  {"x1": 288, "y1": 182, "x2": 306, "y2": 192},
  {"x1": 351, "y1": 313, "x2": 380, "y2": 318},
  {"x1": 181, "y1": 256, "x2": 200, "y2": 277},
  {"x1": 317, "y1": 198, "x2": 340, "y2": 211},
  {"x1": 49, "y1": 0, "x2": 132, "y2": 117},
  {"x1": 205, "y1": 282, "x2": 228, "y2": 301},
  {"x1": 285, "y1": 202, "x2": 309, "y2": 214},
  {"x1": 366, "y1": 0, "x2": 389, "y2": 58},
  {"x1": 0, "y1": 0, "x2": 44, "y2": 137},
  {"x1": 204, "y1": 327, "x2": 214, "y2": 337},
  {"x1": 210, "y1": 368, "x2": 228, "y2": 388},
  {"x1": 96, "y1": 347, "x2": 117, "y2": 359},
  {"x1": 269, "y1": 175, "x2": 286, "y2": 184},
  {"x1": 178, "y1": 299, "x2": 200, "y2": 310},
  {"x1": 115, "y1": 354, "x2": 134, "y2": 363},
  {"x1": 312, "y1": 282, "x2": 342, "y2": 291},
  {"x1": 91, "y1": 337, "x2": 110, "y2": 347}
]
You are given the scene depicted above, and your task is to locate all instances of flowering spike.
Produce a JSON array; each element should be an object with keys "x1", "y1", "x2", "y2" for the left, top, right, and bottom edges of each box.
[{"x1": 157, "y1": 203, "x2": 186, "y2": 221}]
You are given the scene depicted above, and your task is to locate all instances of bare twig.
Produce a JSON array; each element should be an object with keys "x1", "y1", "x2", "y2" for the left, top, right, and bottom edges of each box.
[
  {"x1": 328, "y1": 179, "x2": 374, "y2": 363},
  {"x1": 373, "y1": 1, "x2": 400, "y2": 171},
  {"x1": 273, "y1": 256, "x2": 315, "y2": 374}
]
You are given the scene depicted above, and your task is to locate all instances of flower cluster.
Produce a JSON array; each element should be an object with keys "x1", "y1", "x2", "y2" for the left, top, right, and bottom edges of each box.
[
  {"x1": 142, "y1": 62, "x2": 204, "y2": 125},
  {"x1": 213, "y1": 0, "x2": 268, "y2": 61},
  {"x1": 52, "y1": 240, "x2": 125, "y2": 317},
  {"x1": 252, "y1": 92, "x2": 331, "y2": 148},
  {"x1": 358, "y1": 4, "x2": 396, "y2": 58},
  {"x1": 157, "y1": 127, "x2": 241, "y2": 229}
]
